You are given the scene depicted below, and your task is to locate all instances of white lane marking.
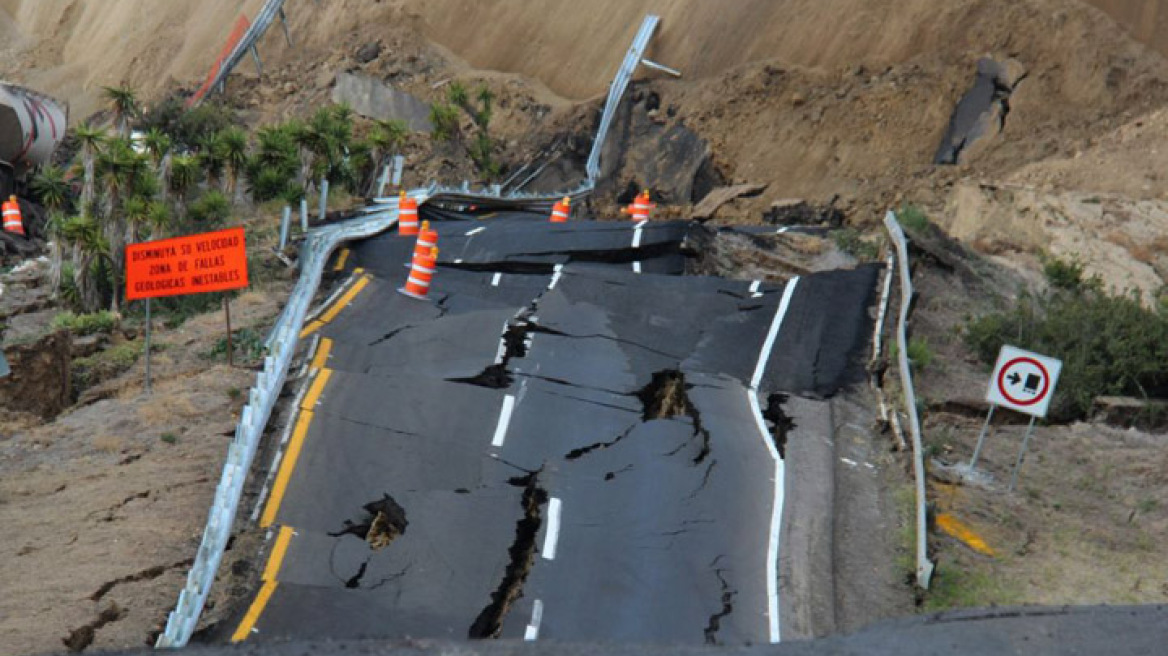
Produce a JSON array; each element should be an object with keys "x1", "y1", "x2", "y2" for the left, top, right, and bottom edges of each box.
[
  {"x1": 748, "y1": 277, "x2": 799, "y2": 644},
  {"x1": 491, "y1": 272, "x2": 502, "y2": 287},
  {"x1": 841, "y1": 458, "x2": 859, "y2": 467},
  {"x1": 493, "y1": 321, "x2": 510, "y2": 364},
  {"x1": 632, "y1": 219, "x2": 648, "y2": 248},
  {"x1": 542, "y1": 497, "x2": 563, "y2": 560},
  {"x1": 454, "y1": 258, "x2": 464, "y2": 264},
  {"x1": 749, "y1": 280, "x2": 763, "y2": 298},
  {"x1": 490, "y1": 394, "x2": 516, "y2": 448},
  {"x1": 751, "y1": 279, "x2": 799, "y2": 389},
  {"x1": 465, "y1": 226, "x2": 486, "y2": 236},
  {"x1": 524, "y1": 599, "x2": 544, "y2": 641},
  {"x1": 548, "y1": 264, "x2": 564, "y2": 290},
  {"x1": 632, "y1": 261, "x2": 642, "y2": 274},
  {"x1": 775, "y1": 226, "x2": 790, "y2": 234}
]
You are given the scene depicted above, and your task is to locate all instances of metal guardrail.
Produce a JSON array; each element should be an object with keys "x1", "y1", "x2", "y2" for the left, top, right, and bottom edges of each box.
[
  {"x1": 194, "y1": 0, "x2": 287, "y2": 106},
  {"x1": 883, "y1": 211, "x2": 935, "y2": 590},
  {"x1": 154, "y1": 191, "x2": 427, "y2": 648},
  {"x1": 156, "y1": 14, "x2": 664, "y2": 649},
  {"x1": 584, "y1": 15, "x2": 660, "y2": 182}
]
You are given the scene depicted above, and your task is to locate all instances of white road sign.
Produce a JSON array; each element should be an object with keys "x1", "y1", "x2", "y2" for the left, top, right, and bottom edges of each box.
[{"x1": 986, "y1": 345, "x2": 1062, "y2": 418}]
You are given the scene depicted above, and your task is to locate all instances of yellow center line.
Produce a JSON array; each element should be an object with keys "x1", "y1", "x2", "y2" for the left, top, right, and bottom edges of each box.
[
  {"x1": 231, "y1": 525, "x2": 294, "y2": 642},
  {"x1": 333, "y1": 248, "x2": 350, "y2": 271},
  {"x1": 299, "y1": 275, "x2": 369, "y2": 339},
  {"x1": 310, "y1": 337, "x2": 333, "y2": 370},
  {"x1": 260, "y1": 369, "x2": 332, "y2": 528}
]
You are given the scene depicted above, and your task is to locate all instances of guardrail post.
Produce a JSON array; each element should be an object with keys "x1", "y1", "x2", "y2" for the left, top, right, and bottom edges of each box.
[
  {"x1": 279, "y1": 205, "x2": 291, "y2": 250},
  {"x1": 319, "y1": 179, "x2": 329, "y2": 222},
  {"x1": 300, "y1": 198, "x2": 309, "y2": 233}
]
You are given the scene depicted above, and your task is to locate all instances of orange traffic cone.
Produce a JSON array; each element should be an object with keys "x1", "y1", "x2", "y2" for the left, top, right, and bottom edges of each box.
[
  {"x1": 549, "y1": 197, "x2": 571, "y2": 223},
  {"x1": 399, "y1": 246, "x2": 437, "y2": 300},
  {"x1": 620, "y1": 190, "x2": 654, "y2": 222},
  {"x1": 398, "y1": 191, "x2": 419, "y2": 236},
  {"x1": 408, "y1": 220, "x2": 439, "y2": 267},
  {"x1": 2, "y1": 195, "x2": 24, "y2": 236}
]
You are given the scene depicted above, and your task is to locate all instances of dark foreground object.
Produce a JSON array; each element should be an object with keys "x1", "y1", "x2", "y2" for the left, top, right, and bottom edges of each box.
[{"x1": 87, "y1": 604, "x2": 1168, "y2": 655}]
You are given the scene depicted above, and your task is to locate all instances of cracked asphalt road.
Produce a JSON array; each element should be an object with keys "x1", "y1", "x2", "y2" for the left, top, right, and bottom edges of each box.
[{"x1": 220, "y1": 208, "x2": 878, "y2": 645}]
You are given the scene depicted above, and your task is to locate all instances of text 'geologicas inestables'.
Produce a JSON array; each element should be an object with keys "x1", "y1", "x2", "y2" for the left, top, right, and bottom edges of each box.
[{"x1": 125, "y1": 226, "x2": 249, "y2": 300}]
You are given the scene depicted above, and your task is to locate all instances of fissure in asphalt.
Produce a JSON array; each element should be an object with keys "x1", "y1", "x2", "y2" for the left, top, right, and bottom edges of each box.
[
  {"x1": 636, "y1": 370, "x2": 713, "y2": 464},
  {"x1": 468, "y1": 469, "x2": 548, "y2": 638}
]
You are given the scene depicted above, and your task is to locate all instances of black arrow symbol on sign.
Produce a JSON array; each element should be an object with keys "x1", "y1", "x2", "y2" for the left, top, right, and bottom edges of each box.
[{"x1": 1007, "y1": 372, "x2": 1022, "y2": 387}]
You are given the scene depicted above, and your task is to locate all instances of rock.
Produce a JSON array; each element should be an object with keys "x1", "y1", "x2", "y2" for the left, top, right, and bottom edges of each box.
[
  {"x1": 71, "y1": 334, "x2": 102, "y2": 358},
  {"x1": 0, "y1": 330, "x2": 71, "y2": 419},
  {"x1": 355, "y1": 41, "x2": 382, "y2": 64},
  {"x1": 331, "y1": 71, "x2": 433, "y2": 132},
  {"x1": 283, "y1": 81, "x2": 297, "y2": 94},
  {"x1": 791, "y1": 91, "x2": 807, "y2": 107},
  {"x1": 692, "y1": 183, "x2": 769, "y2": 220}
]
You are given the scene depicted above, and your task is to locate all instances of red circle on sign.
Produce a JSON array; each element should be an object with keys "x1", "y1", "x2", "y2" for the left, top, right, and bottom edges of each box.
[{"x1": 997, "y1": 357, "x2": 1050, "y2": 407}]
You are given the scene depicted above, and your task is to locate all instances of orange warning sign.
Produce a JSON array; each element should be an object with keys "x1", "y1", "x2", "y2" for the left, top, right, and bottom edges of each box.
[{"x1": 126, "y1": 227, "x2": 249, "y2": 300}]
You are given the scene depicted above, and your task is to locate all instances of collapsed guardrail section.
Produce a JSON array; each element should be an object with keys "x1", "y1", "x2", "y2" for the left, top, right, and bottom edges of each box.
[{"x1": 883, "y1": 211, "x2": 935, "y2": 590}]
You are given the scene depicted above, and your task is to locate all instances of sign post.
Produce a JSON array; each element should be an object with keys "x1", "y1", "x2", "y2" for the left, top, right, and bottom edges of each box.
[
  {"x1": 126, "y1": 226, "x2": 250, "y2": 389},
  {"x1": 971, "y1": 345, "x2": 1063, "y2": 491}
]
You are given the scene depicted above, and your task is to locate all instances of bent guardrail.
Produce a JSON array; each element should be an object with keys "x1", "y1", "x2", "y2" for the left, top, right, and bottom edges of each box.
[
  {"x1": 883, "y1": 211, "x2": 935, "y2": 590},
  {"x1": 158, "y1": 14, "x2": 665, "y2": 648}
]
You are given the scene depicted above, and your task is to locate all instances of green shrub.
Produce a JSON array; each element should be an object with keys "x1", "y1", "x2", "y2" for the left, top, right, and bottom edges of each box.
[
  {"x1": 187, "y1": 191, "x2": 231, "y2": 228},
  {"x1": 206, "y1": 327, "x2": 266, "y2": 364},
  {"x1": 429, "y1": 103, "x2": 460, "y2": 142},
  {"x1": 51, "y1": 310, "x2": 118, "y2": 336},
  {"x1": 964, "y1": 276, "x2": 1168, "y2": 421},
  {"x1": 1041, "y1": 254, "x2": 1099, "y2": 293},
  {"x1": 898, "y1": 205, "x2": 930, "y2": 233},
  {"x1": 831, "y1": 227, "x2": 881, "y2": 261}
]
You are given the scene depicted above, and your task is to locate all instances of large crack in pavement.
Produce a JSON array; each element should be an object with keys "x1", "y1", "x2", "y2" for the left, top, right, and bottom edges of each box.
[
  {"x1": 703, "y1": 563, "x2": 738, "y2": 645},
  {"x1": 448, "y1": 310, "x2": 535, "y2": 390},
  {"x1": 468, "y1": 469, "x2": 548, "y2": 639}
]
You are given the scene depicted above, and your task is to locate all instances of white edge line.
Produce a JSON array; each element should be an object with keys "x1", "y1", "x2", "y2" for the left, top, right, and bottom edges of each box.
[
  {"x1": 491, "y1": 272, "x2": 502, "y2": 287},
  {"x1": 632, "y1": 261, "x2": 642, "y2": 274},
  {"x1": 542, "y1": 497, "x2": 563, "y2": 560},
  {"x1": 748, "y1": 276, "x2": 799, "y2": 644},
  {"x1": 493, "y1": 320, "x2": 509, "y2": 364},
  {"x1": 490, "y1": 394, "x2": 516, "y2": 448},
  {"x1": 465, "y1": 226, "x2": 486, "y2": 236},
  {"x1": 524, "y1": 599, "x2": 544, "y2": 641}
]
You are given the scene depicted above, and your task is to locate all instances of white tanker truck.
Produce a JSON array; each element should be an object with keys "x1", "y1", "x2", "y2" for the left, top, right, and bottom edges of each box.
[{"x1": 0, "y1": 81, "x2": 68, "y2": 198}]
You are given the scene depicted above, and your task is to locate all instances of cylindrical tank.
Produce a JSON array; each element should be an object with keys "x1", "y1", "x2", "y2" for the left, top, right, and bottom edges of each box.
[{"x1": 0, "y1": 82, "x2": 68, "y2": 174}]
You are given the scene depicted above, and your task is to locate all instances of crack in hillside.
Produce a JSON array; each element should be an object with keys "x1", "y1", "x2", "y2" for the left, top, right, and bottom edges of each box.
[
  {"x1": 703, "y1": 567, "x2": 737, "y2": 645},
  {"x1": 468, "y1": 469, "x2": 547, "y2": 639},
  {"x1": 62, "y1": 602, "x2": 126, "y2": 653},
  {"x1": 90, "y1": 558, "x2": 194, "y2": 602}
]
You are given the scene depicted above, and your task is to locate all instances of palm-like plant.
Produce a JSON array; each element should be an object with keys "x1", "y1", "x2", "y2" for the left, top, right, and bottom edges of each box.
[
  {"x1": 366, "y1": 119, "x2": 407, "y2": 194},
  {"x1": 217, "y1": 127, "x2": 250, "y2": 204},
  {"x1": 102, "y1": 85, "x2": 139, "y2": 138},
  {"x1": 96, "y1": 137, "x2": 137, "y2": 312},
  {"x1": 146, "y1": 201, "x2": 171, "y2": 238},
  {"x1": 122, "y1": 196, "x2": 149, "y2": 245},
  {"x1": 168, "y1": 154, "x2": 200, "y2": 222},
  {"x1": 142, "y1": 127, "x2": 172, "y2": 202},
  {"x1": 30, "y1": 165, "x2": 71, "y2": 295},
  {"x1": 72, "y1": 124, "x2": 107, "y2": 211},
  {"x1": 61, "y1": 214, "x2": 108, "y2": 313}
]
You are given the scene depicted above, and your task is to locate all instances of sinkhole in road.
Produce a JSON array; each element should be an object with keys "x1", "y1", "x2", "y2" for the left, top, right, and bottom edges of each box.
[
  {"x1": 329, "y1": 493, "x2": 409, "y2": 551},
  {"x1": 636, "y1": 370, "x2": 712, "y2": 465},
  {"x1": 763, "y1": 393, "x2": 795, "y2": 458},
  {"x1": 469, "y1": 470, "x2": 548, "y2": 639}
]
